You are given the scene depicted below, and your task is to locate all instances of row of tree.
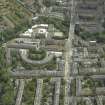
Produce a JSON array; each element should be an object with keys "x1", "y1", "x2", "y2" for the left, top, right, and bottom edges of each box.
[
  {"x1": 0, "y1": 19, "x2": 31, "y2": 44},
  {"x1": 78, "y1": 31, "x2": 105, "y2": 43},
  {"x1": 0, "y1": 47, "x2": 15, "y2": 105}
]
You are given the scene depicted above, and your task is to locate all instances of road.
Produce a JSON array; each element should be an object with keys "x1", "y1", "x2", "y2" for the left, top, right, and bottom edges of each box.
[{"x1": 64, "y1": 0, "x2": 76, "y2": 104}]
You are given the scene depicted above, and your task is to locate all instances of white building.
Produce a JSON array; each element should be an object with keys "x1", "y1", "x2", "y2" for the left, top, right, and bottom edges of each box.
[{"x1": 50, "y1": 51, "x2": 63, "y2": 57}]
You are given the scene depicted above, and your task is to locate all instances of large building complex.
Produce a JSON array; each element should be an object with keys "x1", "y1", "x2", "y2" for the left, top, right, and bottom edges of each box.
[{"x1": 1, "y1": 0, "x2": 105, "y2": 105}]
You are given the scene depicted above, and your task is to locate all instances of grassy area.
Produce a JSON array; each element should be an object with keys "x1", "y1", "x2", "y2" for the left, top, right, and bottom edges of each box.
[
  {"x1": 81, "y1": 77, "x2": 97, "y2": 96},
  {"x1": 0, "y1": 68, "x2": 15, "y2": 105},
  {"x1": 52, "y1": 35, "x2": 67, "y2": 40},
  {"x1": 71, "y1": 79, "x2": 76, "y2": 96},
  {"x1": 0, "y1": 0, "x2": 32, "y2": 44},
  {"x1": 0, "y1": 20, "x2": 31, "y2": 44},
  {"x1": 59, "y1": 79, "x2": 66, "y2": 105},
  {"x1": 0, "y1": 1, "x2": 33, "y2": 104},
  {"x1": 35, "y1": 16, "x2": 69, "y2": 39},
  {"x1": 77, "y1": 31, "x2": 105, "y2": 43},
  {"x1": 94, "y1": 80, "x2": 105, "y2": 87},
  {"x1": 0, "y1": 47, "x2": 15, "y2": 105},
  {"x1": 0, "y1": 1, "x2": 32, "y2": 26},
  {"x1": 28, "y1": 49, "x2": 46, "y2": 60},
  {"x1": 77, "y1": 99, "x2": 86, "y2": 105},
  {"x1": 22, "y1": 79, "x2": 36, "y2": 105},
  {"x1": 41, "y1": 77, "x2": 53, "y2": 105},
  {"x1": 43, "y1": 0, "x2": 58, "y2": 7},
  {"x1": 81, "y1": 77, "x2": 94, "y2": 89},
  {"x1": 29, "y1": 49, "x2": 46, "y2": 54}
]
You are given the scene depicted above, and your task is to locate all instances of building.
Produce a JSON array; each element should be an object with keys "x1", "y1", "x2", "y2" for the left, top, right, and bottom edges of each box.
[
  {"x1": 32, "y1": 24, "x2": 49, "y2": 38},
  {"x1": 75, "y1": 0, "x2": 104, "y2": 33}
]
